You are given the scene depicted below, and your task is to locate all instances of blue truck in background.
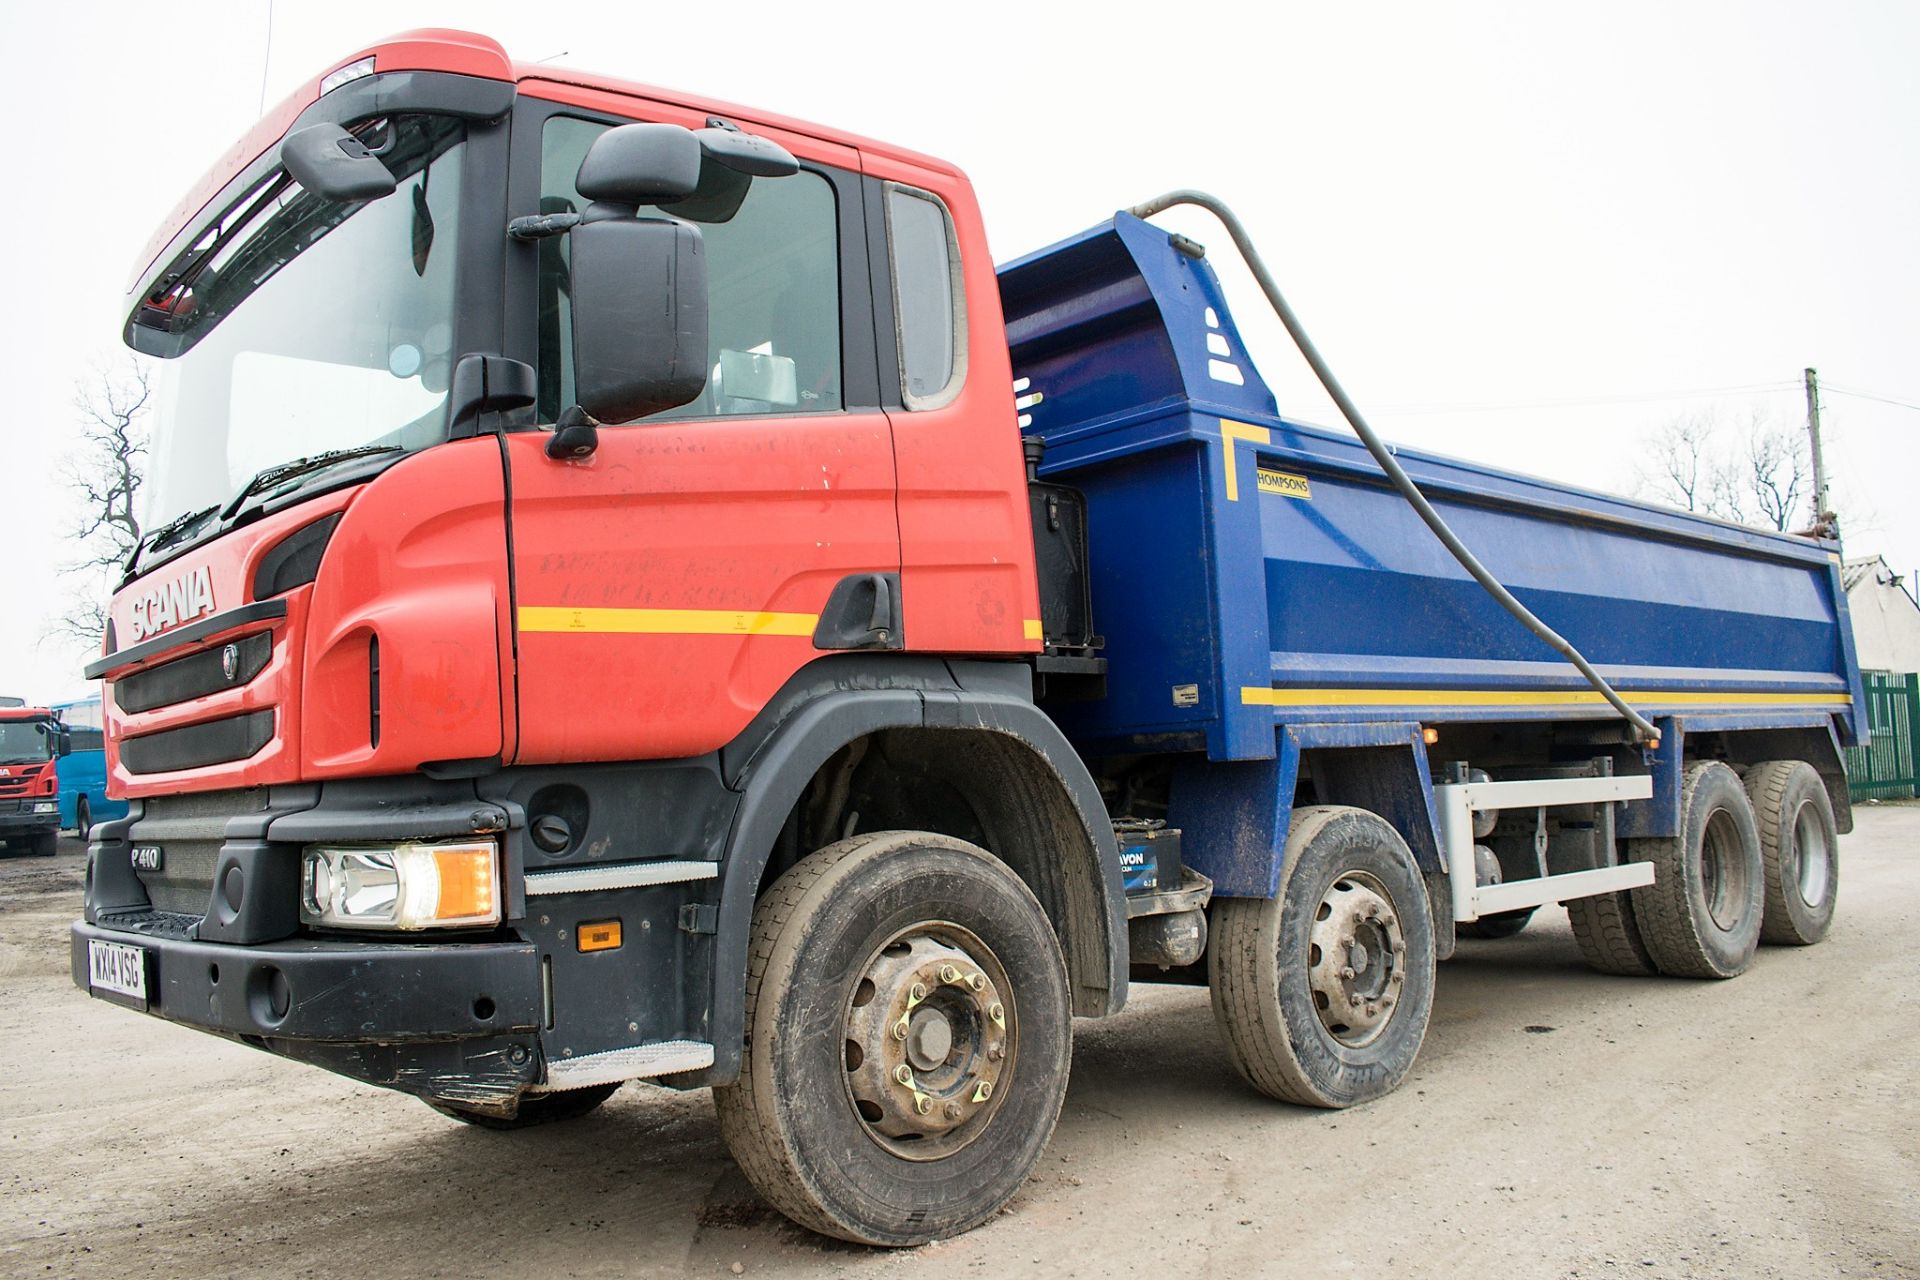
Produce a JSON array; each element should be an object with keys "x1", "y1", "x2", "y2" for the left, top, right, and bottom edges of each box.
[{"x1": 51, "y1": 695, "x2": 125, "y2": 838}]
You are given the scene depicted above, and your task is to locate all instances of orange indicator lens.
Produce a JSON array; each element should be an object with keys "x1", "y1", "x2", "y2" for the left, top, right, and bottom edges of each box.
[
  {"x1": 578, "y1": 919, "x2": 623, "y2": 953},
  {"x1": 432, "y1": 847, "x2": 497, "y2": 922}
]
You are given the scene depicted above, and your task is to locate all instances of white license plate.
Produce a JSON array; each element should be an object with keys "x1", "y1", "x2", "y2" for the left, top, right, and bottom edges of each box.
[{"x1": 88, "y1": 939, "x2": 149, "y2": 1004}]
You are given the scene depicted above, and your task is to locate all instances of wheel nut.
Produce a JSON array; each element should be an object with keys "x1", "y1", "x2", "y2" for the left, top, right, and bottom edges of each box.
[
  {"x1": 1381, "y1": 915, "x2": 1395, "y2": 929},
  {"x1": 1381, "y1": 995, "x2": 1394, "y2": 1008},
  {"x1": 894, "y1": 1065, "x2": 913, "y2": 1087},
  {"x1": 1365, "y1": 1003, "x2": 1378, "y2": 1018},
  {"x1": 989, "y1": 1002, "x2": 1005, "y2": 1027},
  {"x1": 988, "y1": 1043, "x2": 1006, "y2": 1061},
  {"x1": 973, "y1": 1080, "x2": 994, "y2": 1103},
  {"x1": 1393, "y1": 941, "x2": 1407, "y2": 955},
  {"x1": 1340, "y1": 966, "x2": 1355, "y2": 979},
  {"x1": 1348, "y1": 994, "x2": 1363, "y2": 1008},
  {"x1": 940, "y1": 964, "x2": 960, "y2": 983},
  {"x1": 915, "y1": 1094, "x2": 932, "y2": 1116},
  {"x1": 909, "y1": 982, "x2": 927, "y2": 1003},
  {"x1": 967, "y1": 972, "x2": 986, "y2": 992},
  {"x1": 892, "y1": 1018, "x2": 910, "y2": 1041},
  {"x1": 945, "y1": 1101, "x2": 963, "y2": 1120}
]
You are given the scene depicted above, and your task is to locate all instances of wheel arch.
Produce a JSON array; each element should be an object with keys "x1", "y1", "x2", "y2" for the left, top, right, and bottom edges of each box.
[{"x1": 702, "y1": 657, "x2": 1127, "y2": 1085}]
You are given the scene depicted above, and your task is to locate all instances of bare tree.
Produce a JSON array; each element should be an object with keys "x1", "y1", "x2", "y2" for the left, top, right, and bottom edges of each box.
[
  {"x1": 50, "y1": 361, "x2": 152, "y2": 645},
  {"x1": 1635, "y1": 408, "x2": 1808, "y2": 532}
]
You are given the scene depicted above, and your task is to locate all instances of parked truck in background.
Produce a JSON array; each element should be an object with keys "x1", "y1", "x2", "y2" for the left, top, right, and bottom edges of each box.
[
  {"x1": 2, "y1": 706, "x2": 69, "y2": 856},
  {"x1": 52, "y1": 694, "x2": 125, "y2": 838},
  {"x1": 72, "y1": 30, "x2": 1864, "y2": 1245}
]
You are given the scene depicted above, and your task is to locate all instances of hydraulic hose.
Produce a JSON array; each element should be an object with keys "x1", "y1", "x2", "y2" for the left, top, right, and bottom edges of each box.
[{"x1": 1128, "y1": 189, "x2": 1661, "y2": 746}]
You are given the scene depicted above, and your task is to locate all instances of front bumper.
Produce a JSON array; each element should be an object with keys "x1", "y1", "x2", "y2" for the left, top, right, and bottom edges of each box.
[
  {"x1": 71, "y1": 919, "x2": 545, "y2": 1104},
  {"x1": 0, "y1": 806, "x2": 59, "y2": 834}
]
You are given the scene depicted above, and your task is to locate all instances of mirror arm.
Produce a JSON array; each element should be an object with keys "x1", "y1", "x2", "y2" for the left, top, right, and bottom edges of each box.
[
  {"x1": 546, "y1": 405, "x2": 601, "y2": 461},
  {"x1": 507, "y1": 212, "x2": 583, "y2": 242}
]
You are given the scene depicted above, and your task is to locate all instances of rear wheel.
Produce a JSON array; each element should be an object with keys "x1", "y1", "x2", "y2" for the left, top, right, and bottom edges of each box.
[
  {"x1": 1210, "y1": 806, "x2": 1436, "y2": 1108},
  {"x1": 713, "y1": 831, "x2": 1071, "y2": 1247},
  {"x1": 74, "y1": 796, "x2": 91, "y2": 840},
  {"x1": 426, "y1": 1083, "x2": 619, "y2": 1129},
  {"x1": 1627, "y1": 762, "x2": 1764, "y2": 979},
  {"x1": 1458, "y1": 907, "x2": 1535, "y2": 940},
  {"x1": 1566, "y1": 890, "x2": 1660, "y2": 976},
  {"x1": 1744, "y1": 760, "x2": 1838, "y2": 945}
]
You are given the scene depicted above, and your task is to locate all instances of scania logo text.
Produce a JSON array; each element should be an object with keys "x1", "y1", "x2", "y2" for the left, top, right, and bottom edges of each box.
[{"x1": 128, "y1": 566, "x2": 216, "y2": 643}]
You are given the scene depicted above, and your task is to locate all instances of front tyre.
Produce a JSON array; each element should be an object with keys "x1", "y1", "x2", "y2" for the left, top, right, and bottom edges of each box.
[
  {"x1": 1210, "y1": 806, "x2": 1436, "y2": 1108},
  {"x1": 713, "y1": 831, "x2": 1072, "y2": 1247}
]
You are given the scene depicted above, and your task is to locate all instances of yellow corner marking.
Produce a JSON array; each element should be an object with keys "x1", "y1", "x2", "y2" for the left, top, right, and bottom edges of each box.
[
  {"x1": 519, "y1": 606, "x2": 818, "y2": 637},
  {"x1": 1256, "y1": 468, "x2": 1312, "y2": 500},
  {"x1": 1023, "y1": 619, "x2": 1045, "y2": 641},
  {"x1": 1240, "y1": 686, "x2": 1852, "y2": 709},
  {"x1": 1220, "y1": 419, "x2": 1272, "y2": 502}
]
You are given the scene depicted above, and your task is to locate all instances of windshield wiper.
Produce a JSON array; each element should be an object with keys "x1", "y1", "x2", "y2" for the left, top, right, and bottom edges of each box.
[
  {"x1": 219, "y1": 445, "x2": 401, "y2": 520},
  {"x1": 145, "y1": 504, "x2": 219, "y2": 555}
]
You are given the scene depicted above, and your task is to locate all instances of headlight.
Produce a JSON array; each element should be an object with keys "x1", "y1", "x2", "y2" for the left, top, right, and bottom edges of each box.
[
  {"x1": 31, "y1": 801, "x2": 57, "y2": 814},
  {"x1": 300, "y1": 839, "x2": 500, "y2": 930}
]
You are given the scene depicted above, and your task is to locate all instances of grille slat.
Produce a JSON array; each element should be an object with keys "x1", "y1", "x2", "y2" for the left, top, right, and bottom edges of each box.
[{"x1": 131, "y1": 788, "x2": 269, "y2": 916}]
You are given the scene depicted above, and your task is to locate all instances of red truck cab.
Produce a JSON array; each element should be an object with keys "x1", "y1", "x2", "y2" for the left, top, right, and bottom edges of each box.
[{"x1": 0, "y1": 707, "x2": 65, "y2": 855}]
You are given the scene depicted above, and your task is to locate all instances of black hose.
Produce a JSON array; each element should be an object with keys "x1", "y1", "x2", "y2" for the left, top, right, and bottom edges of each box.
[{"x1": 1128, "y1": 189, "x2": 1660, "y2": 746}]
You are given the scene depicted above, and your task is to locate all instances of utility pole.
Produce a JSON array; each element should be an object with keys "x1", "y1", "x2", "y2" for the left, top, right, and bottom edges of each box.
[{"x1": 1804, "y1": 367, "x2": 1837, "y2": 543}]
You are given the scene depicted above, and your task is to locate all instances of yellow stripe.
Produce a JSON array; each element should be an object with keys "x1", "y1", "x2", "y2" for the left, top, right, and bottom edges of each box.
[
  {"x1": 1023, "y1": 619, "x2": 1045, "y2": 641},
  {"x1": 1241, "y1": 686, "x2": 1852, "y2": 708},
  {"x1": 1220, "y1": 419, "x2": 1272, "y2": 501},
  {"x1": 519, "y1": 606, "x2": 817, "y2": 637}
]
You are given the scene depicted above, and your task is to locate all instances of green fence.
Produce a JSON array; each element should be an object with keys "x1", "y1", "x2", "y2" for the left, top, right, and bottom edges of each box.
[{"x1": 1844, "y1": 670, "x2": 1920, "y2": 800}]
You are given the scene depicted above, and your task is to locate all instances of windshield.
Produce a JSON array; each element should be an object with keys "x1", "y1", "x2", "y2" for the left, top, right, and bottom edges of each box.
[
  {"x1": 0, "y1": 721, "x2": 53, "y2": 765},
  {"x1": 140, "y1": 115, "x2": 467, "y2": 529}
]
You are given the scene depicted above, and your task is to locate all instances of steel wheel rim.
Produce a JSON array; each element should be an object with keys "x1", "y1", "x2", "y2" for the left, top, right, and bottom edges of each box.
[
  {"x1": 841, "y1": 921, "x2": 1015, "y2": 1162},
  {"x1": 1699, "y1": 808, "x2": 1750, "y2": 931},
  {"x1": 1305, "y1": 870, "x2": 1407, "y2": 1048},
  {"x1": 1792, "y1": 802, "x2": 1831, "y2": 907}
]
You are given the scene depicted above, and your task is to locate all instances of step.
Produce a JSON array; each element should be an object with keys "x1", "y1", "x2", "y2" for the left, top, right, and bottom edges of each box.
[{"x1": 542, "y1": 1039, "x2": 716, "y2": 1090}]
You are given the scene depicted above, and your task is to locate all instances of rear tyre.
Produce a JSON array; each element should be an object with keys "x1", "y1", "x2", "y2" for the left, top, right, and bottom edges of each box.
[
  {"x1": 713, "y1": 831, "x2": 1072, "y2": 1247},
  {"x1": 1627, "y1": 762, "x2": 1764, "y2": 979},
  {"x1": 1458, "y1": 907, "x2": 1535, "y2": 940},
  {"x1": 1744, "y1": 760, "x2": 1838, "y2": 946},
  {"x1": 1566, "y1": 891, "x2": 1660, "y2": 976},
  {"x1": 1210, "y1": 806, "x2": 1436, "y2": 1109},
  {"x1": 426, "y1": 1082, "x2": 619, "y2": 1129},
  {"x1": 74, "y1": 796, "x2": 91, "y2": 840},
  {"x1": 26, "y1": 830, "x2": 57, "y2": 858}
]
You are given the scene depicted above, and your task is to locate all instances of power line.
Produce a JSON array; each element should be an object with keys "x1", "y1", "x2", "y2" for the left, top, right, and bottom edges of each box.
[
  {"x1": 1368, "y1": 381, "x2": 1800, "y2": 415},
  {"x1": 1822, "y1": 383, "x2": 1920, "y2": 414}
]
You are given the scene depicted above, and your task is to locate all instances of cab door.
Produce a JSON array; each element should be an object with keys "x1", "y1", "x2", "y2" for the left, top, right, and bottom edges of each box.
[{"x1": 502, "y1": 88, "x2": 897, "y2": 765}]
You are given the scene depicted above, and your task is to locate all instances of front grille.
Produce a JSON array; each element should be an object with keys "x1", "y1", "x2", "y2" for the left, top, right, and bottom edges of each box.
[
  {"x1": 121, "y1": 710, "x2": 274, "y2": 775},
  {"x1": 130, "y1": 788, "x2": 269, "y2": 915},
  {"x1": 115, "y1": 632, "x2": 272, "y2": 714},
  {"x1": 95, "y1": 907, "x2": 199, "y2": 940}
]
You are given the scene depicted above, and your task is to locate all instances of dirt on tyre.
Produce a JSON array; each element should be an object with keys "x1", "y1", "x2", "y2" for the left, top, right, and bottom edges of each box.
[
  {"x1": 1566, "y1": 890, "x2": 1660, "y2": 976},
  {"x1": 426, "y1": 1082, "x2": 619, "y2": 1129},
  {"x1": 1743, "y1": 760, "x2": 1838, "y2": 946},
  {"x1": 712, "y1": 831, "x2": 1072, "y2": 1247},
  {"x1": 1209, "y1": 805, "x2": 1436, "y2": 1109},
  {"x1": 1626, "y1": 761, "x2": 1764, "y2": 979}
]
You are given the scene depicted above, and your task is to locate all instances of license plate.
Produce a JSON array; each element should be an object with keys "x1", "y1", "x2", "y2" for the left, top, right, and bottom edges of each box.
[{"x1": 88, "y1": 939, "x2": 149, "y2": 1007}]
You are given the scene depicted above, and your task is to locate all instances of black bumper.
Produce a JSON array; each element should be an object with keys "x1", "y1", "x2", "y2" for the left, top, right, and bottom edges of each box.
[
  {"x1": 0, "y1": 808, "x2": 58, "y2": 834},
  {"x1": 70, "y1": 921, "x2": 546, "y2": 1104}
]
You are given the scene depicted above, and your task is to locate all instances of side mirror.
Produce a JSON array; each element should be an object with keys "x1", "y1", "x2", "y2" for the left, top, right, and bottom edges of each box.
[
  {"x1": 57, "y1": 728, "x2": 72, "y2": 757},
  {"x1": 281, "y1": 123, "x2": 399, "y2": 202},
  {"x1": 568, "y1": 209, "x2": 710, "y2": 425}
]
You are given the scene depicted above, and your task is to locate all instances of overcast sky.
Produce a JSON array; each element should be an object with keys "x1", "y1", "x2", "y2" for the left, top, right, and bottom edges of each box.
[{"x1": 3, "y1": 0, "x2": 1916, "y2": 701}]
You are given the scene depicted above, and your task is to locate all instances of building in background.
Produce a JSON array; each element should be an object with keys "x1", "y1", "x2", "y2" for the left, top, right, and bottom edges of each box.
[{"x1": 1842, "y1": 555, "x2": 1920, "y2": 799}]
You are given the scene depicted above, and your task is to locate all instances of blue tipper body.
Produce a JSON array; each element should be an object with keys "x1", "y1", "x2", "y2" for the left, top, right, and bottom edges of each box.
[{"x1": 997, "y1": 214, "x2": 1867, "y2": 898}]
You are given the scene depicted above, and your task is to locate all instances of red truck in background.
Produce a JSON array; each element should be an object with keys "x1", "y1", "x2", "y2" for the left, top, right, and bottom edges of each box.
[{"x1": 1, "y1": 706, "x2": 68, "y2": 856}]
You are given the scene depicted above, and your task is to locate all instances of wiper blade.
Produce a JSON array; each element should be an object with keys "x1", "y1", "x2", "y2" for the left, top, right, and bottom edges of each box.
[
  {"x1": 144, "y1": 504, "x2": 219, "y2": 555},
  {"x1": 219, "y1": 444, "x2": 400, "y2": 520}
]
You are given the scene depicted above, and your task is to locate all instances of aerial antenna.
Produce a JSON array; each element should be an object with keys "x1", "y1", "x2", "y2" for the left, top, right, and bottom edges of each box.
[{"x1": 257, "y1": 0, "x2": 275, "y2": 114}]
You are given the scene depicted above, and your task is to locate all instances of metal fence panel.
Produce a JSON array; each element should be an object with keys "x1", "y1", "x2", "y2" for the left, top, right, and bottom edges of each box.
[{"x1": 1844, "y1": 670, "x2": 1920, "y2": 800}]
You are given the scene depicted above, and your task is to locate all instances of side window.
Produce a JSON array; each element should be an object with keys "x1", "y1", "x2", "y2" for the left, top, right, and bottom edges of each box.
[
  {"x1": 537, "y1": 115, "x2": 843, "y2": 423},
  {"x1": 73, "y1": 728, "x2": 105, "y2": 752},
  {"x1": 885, "y1": 184, "x2": 966, "y2": 410}
]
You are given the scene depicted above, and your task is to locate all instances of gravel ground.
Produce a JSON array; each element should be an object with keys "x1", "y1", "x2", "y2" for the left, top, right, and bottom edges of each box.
[{"x1": 2, "y1": 807, "x2": 1916, "y2": 1278}]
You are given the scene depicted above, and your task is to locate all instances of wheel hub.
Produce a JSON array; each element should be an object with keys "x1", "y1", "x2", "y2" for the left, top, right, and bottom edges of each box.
[
  {"x1": 1307, "y1": 873, "x2": 1407, "y2": 1047},
  {"x1": 843, "y1": 929, "x2": 1011, "y2": 1159}
]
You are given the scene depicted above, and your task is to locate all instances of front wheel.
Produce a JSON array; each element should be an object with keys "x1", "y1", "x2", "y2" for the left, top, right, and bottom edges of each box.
[
  {"x1": 1210, "y1": 805, "x2": 1437, "y2": 1108},
  {"x1": 713, "y1": 831, "x2": 1072, "y2": 1247}
]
